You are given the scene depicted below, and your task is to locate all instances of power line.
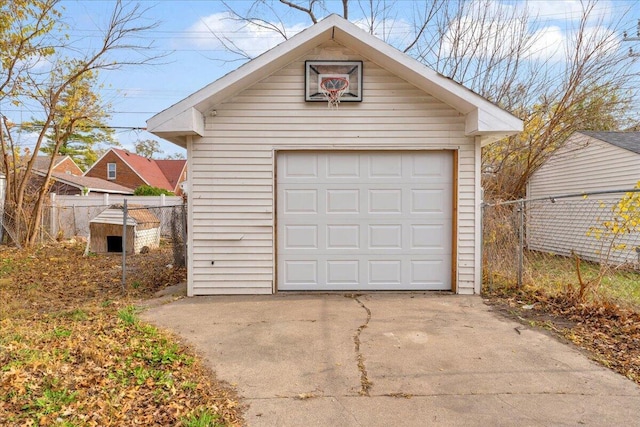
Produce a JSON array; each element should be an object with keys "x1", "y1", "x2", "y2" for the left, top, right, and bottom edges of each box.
[{"x1": 4, "y1": 122, "x2": 148, "y2": 131}]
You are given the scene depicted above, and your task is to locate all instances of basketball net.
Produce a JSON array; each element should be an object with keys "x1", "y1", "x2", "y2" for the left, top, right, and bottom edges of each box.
[{"x1": 320, "y1": 77, "x2": 349, "y2": 109}]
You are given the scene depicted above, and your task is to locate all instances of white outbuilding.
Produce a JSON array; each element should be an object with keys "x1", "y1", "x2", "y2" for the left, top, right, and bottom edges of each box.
[{"x1": 147, "y1": 15, "x2": 522, "y2": 296}]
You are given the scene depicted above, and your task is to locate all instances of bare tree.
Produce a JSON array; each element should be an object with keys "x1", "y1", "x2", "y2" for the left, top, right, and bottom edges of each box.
[
  {"x1": 1, "y1": 0, "x2": 161, "y2": 245},
  {"x1": 478, "y1": 1, "x2": 637, "y2": 199},
  {"x1": 210, "y1": 0, "x2": 638, "y2": 201}
]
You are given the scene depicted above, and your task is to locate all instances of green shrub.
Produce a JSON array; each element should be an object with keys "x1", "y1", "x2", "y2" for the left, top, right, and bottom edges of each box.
[{"x1": 133, "y1": 185, "x2": 173, "y2": 196}]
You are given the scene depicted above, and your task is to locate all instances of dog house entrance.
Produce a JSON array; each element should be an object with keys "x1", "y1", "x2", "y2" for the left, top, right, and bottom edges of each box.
[{"x1": 107, "y1": 236, "x2": 123, "y2": 253}]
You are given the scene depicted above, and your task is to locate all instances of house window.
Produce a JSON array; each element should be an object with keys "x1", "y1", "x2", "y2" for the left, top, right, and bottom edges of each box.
[{"x1": 107, "y1": 163, "x2": 116, "y2": 180}]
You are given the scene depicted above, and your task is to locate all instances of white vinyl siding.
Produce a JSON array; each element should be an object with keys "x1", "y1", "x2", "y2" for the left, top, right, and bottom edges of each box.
[
  {"x1": 188, "y1": 42, "x2": 479, "y2": 295},
  {"x1": 528, "y1": 134, "x2": 640, "y2": 198},
  {"x1": 527, "y1": 133, "x2": 640, "y2": 265}
]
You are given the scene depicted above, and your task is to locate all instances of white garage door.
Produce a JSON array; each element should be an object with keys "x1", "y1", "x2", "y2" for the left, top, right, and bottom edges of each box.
[{"x1": 277, "y1": 151, "x2": 453, "y2": 291}]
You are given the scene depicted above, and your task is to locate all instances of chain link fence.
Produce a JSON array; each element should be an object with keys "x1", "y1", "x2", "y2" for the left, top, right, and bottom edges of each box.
[
  {"x1": 38, "y1": 200, "x2": 187, "y2": 289},
  {"x1": 483, "y1": 189, "x2": 640, "y2": 293},
  {"x1": 120, "y1": 203, "x2": 187, "y2": 288},
  {"x1": 1, "y1": 193, "x2": 187, "y2": 290}
]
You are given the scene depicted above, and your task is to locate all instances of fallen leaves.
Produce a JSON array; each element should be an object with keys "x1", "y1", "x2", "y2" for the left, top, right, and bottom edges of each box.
[
  {"x1": 0, "y1": 242, "x2": 244, "y2": 426},
  {"x1": 487, "y1": 290, "x2": 640, "y2": 386}
]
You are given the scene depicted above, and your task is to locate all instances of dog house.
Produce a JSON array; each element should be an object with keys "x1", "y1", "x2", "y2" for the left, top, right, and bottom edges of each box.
[{"x1": 89, "y1": 204, "x2": 161, "y2": 254}]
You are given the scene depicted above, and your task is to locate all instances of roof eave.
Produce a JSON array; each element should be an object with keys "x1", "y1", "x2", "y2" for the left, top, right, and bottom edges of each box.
[
  {"x1": 147, "y1": 18, "x2": 337, "y2": 143},
  {"x1": 147, "y1": 107, "x2": 205, "y2": 147},
  {"x1": 147, "y1": 14, "x2": 523, "y2": 143},
  {"x1": 465, "y1": 108, "x2": 523, "y2": 146}
]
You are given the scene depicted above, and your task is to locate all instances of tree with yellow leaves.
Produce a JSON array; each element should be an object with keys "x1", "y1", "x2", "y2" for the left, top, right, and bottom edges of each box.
[
  {"x1": 588, "y1": 182, "x2": 640, "y2": 256},
  {"x1": 0, "y1": 0, "x2": 158, "y2": 246}
]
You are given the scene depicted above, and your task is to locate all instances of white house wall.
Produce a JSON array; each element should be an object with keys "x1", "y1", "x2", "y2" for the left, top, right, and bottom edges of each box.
[
  {"x1": 188, "y1": 42, "x2": 479, "y2": 295},
  {"x1": 529, "y1": 134, "x2": 640, "y2": 197},
  {"x1": 527, "y1": 133, "x2": 640, "y2": 265}
]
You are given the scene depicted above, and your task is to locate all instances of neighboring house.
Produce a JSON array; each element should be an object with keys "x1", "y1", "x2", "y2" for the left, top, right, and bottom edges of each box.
[
  {"x1": 147, "y1": 15, "x2": 522, "y2": 296},
  {"x1": 84, "y1": 148, "x2": 187, "y2": 195},
  {"x1": 528, "y1": 131, "x2": 640, "y2": 197},
  {"x1": 31, "y1": 155, "x2": 132, "y2": 195},
  {"x1": 34, "y1": 155, "x2": 83, "y2": 176},
  {"x1": 35, "y1": 170, "x2": 134, "y2": 195},
  {"x1": 527, "y1": 131, "x2": 640, "y2": 265}
]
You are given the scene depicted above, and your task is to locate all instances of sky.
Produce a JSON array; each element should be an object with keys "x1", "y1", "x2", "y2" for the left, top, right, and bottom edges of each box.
[{"x1": 5, "y1": 0, "x2": 640, "y2": 158}]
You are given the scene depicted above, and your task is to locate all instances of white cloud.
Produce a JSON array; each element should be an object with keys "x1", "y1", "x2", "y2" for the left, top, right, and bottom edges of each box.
[
  {"x1": 525, "y1": 26, "x2": 566, "y2": 62},
  {"x1": 184, "y1": 12, "x2": 307, "y2": 57},
  {"x1": 440, "y1": 0, "x2": 621, "y2": 64}
]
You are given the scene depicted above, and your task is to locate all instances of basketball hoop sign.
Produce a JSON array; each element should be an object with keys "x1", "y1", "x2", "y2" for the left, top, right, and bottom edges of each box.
[{"x1": 305, "y1": 60, "x2": 362, "y2": 107}]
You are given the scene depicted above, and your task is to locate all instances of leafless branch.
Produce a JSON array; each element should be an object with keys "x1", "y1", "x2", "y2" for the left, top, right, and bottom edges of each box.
[{"x1": 279, "y1": 0, "x2": 318, "y2": 23}]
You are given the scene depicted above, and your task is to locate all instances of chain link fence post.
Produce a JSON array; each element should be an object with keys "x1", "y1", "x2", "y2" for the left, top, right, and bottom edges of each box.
[
  {"x1": 121, "y1": 199, "x2": 127, "y2": 292},
  {"x1": 517, "y1": 200, "x2": 525, "y2": 289}
]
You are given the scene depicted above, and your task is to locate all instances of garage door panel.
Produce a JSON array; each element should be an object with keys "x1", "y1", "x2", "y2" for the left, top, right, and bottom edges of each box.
[
  {"x1": 284, "y1": 260, "x2": 318, "y2": 285},
  {"x1": 368, "y1": 260, "x2": 402, "y2": 285},
  {"x1": 327, "y1": 225, "x2": 360, "y2": 249},
  {"x1": 278, "y1": 151, "x2": 453, "y2": 291},
  {"x1": 284, "y1": 225, "x2": 318, "y2": 249},
  {"x1": 326, "y1": 260, "x2": 360, "y2": 285},
  {"x1": 368, "y1": 189, "x2": 402, "y2": 213},
  {"x1": 283, "y1": 153, "x2": 318, "y2": 178},
  {"x1": 368, "y1": 225, "x2": 402, "y2": 249},
  {"x1": 411, "y1": 189, "x2": 447, "y2": 213},
  {"x1": 283, "y1": 189, "x2": 318, "y2": 213},
  {"x1": 369, "y1": 154, "x2": 402, "y2": 178},
  {"x1": 410, "y1": 224, "x2": 448, "y2": 250},
  {"x1": 410, "y1": 260, "x2": 447, "y2": 287},
  {"x1": 327, "y1": 154, "x2": 360, "y2": 177},
  {"x1": 326, "y1": 189, "x2": 360, "y2": 213},
  {"x1": 411, "y1": 153, "x2": 451, "y2": 179}
]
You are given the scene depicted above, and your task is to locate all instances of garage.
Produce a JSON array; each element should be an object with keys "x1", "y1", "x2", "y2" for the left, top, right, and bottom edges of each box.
[
  {"x1": 277, "y1": 151, "x2": 453, "y2": 291},
  {"x1": 147, "y1": 15, "x2": 522, "y2": 296}
]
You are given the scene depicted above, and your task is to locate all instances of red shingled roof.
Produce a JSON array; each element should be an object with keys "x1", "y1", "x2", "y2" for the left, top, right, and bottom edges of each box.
[
  {"x1": 155, "y1": 159, "x2": 187, "y2": 191},
  {"x1": 111, "y1": 148, "x2": 174, "y2": 191}
]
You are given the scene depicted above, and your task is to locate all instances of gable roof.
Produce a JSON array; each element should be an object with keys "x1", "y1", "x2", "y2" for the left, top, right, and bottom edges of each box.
[
  {"x1": 85, "y1": 148, "x2": 186, "y2": 193},
  {"x1": 155, "y1": 159, "x2": 187, "y2": 191},
  {"x1": 33, "y1": 155, "x2": 83, "y2": 175},
  {"x1": 147, "y1": 14, "x2": 522, "y2": 147},
  {"x1": 32, "y1": 169, "x2": 134, "y2": 194},
  {"x1": 111, "y1": 148, "x2": 173, "y2": 190},
  {"x1": 580, "y1": 131, "x2": 640, "y2": 155},
  {"x1": 34, "y1": 155, "x2": 66, "y2": 171}
]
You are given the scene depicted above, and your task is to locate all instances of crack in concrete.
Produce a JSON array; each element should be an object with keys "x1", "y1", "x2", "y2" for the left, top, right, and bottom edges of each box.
[{"x1": 350, "y1": 295, "x2": 372, "y2": 396}]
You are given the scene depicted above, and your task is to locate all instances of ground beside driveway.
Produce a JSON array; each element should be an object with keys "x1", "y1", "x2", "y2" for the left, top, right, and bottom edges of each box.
[{"x1": 141, "y1": 293, "x2": 640, "y2": 426}]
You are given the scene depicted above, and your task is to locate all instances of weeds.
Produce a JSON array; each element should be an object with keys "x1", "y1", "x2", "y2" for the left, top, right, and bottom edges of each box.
[
  {"x1": 118, "y1": 305, "x2": 138, "y2": 325},
  {"x1": 182, "y1": 409, "x2": 225, "y2": 427},
  {"x1": 0, "y1": 243, "x2": 243, "y2": 426},
  {"x1": 52, "y1": 327, "x2": 72, "y2": 338}
]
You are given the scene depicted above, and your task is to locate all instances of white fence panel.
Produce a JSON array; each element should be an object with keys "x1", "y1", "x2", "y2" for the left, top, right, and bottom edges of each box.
[{"x1": 49, "y1": 193, "x2": 183, "y2": 238}]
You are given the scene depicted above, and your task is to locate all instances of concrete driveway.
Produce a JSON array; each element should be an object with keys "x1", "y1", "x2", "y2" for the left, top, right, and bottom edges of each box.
[{"x1": 141, "y1": 293, "x2": 640, "y2": 426}]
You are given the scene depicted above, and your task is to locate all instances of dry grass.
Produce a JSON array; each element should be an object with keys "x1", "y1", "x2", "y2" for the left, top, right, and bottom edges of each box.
[
  {"x1": 0, "y1": 242, "x2": 244, "y2": 426},
  {"x1": 483, "y1": 204, "x2": 640, "y2": 385},
  {"x1": 524, "y1": 252, "x2": 640, "y2": 310}
]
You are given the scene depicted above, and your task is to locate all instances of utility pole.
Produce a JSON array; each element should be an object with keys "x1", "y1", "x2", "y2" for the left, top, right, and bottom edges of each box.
[{"x1": 623, "y1": 19, "x2": 640, "y2": 57}]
